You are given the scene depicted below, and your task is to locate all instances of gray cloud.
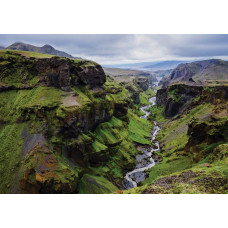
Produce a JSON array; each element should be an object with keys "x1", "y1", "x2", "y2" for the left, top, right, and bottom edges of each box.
[{"x1": 1, "y1": 34, "x2": 228, "y2": 64}]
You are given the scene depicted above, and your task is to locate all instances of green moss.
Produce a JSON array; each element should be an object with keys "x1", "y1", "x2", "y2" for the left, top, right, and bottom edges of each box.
[
  {"x1": 92, "y1": 140, "x2": 108, "y2": 152},
  {"x1": 78, "y1": 174, "x2": 118, "y2": 194},
  {"x1": 139, "y1": 88, "x2": 155, "y2": 105},
  {"x1": 72, "y1": 86, "x2": 94, "y2": 105},
  {"x1": 85, "y1": 116, "x2": 139, "y2": 186},
  {"x1": 0, "y1": 51, "x2": 41, "y2": 87},
  {"x1": 143, "y1": 156, "x2": 192, "y2": 184},
  {"x1": 0, "y1": 87, "x2": 63, "y2": 122},
  {"x1": 0, "y1": 123, "x2": 25, "y2": 193},
  {"x1": 128, "y1": 111, "x2": 153, "y2": 145},
  {"x1": 148, "y1": 105, "x2": 165, "y2": 123},
  {"x1": 156, "y1": 103, "x2": 213, "y2": 157},
  {"x1": 56, "y1": 106, "x2": 66, "y2": 119},
  {"x1": 0, "y1": 50, "x2": 54, "y2": 58},
  {"x1": 209, "y1": 144, "x2": 228, "y2": 162},
  {"x1": 168, "y1": 88, "x2": 181, "y2": 102}
]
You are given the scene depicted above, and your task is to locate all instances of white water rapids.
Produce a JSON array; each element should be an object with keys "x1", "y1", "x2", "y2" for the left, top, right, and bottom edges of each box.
[{"x1": 123, "y1": 95, "x2": 161, "y2": 189}]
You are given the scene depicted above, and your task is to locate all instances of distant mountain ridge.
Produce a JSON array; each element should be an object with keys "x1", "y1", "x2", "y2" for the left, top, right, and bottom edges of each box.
[
  {"x1": 143, "y1": 60, "x2": 187, "y2": 71},
  {"x1": 6, "y1": 42, "x2": 76, "y2": 59},
  {"x1": 160, "y1": 59, "x2": 228, "y2": 87},
  {"x1": 103, "y1": 60, "x2": 187, "y2": 71}
]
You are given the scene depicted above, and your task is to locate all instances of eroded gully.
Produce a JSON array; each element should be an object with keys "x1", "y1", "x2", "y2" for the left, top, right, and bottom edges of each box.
[{"x1": 123, "y1": 92, "x2": 161, "y2": 190}]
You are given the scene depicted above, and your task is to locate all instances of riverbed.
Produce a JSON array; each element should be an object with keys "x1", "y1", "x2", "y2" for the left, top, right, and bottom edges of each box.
[{"x1": 123, "y1": 95, "x2": 161, "y2": 189}]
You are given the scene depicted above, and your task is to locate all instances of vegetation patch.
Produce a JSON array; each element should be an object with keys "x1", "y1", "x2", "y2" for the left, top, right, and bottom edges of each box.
[
  {"x1": 78, "y1": 174, "x2": 118, "y2": 194},
  {"x1": 128, "y1": 111, "x2": 153, "y2": 145}
]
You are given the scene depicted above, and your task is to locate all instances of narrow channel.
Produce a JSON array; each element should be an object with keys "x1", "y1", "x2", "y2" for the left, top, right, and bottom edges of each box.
[{"x1": 123, "y1": 92, "x2": 161, "y2": 190}]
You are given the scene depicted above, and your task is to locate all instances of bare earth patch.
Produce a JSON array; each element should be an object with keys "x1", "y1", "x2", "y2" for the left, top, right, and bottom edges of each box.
[{"x1": 62, "y1": 92, "x2": 80, "y2": 107}]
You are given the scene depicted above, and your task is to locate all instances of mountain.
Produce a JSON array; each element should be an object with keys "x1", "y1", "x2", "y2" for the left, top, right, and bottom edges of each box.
[
  {"x1": 0, "y1": 46, "x2": 4, "y2": 50},
  {"x1": 6, "y1": 42, "x2": 76, "y2": 58},
  {"x1": 143, "y1": 60, "x2": 187, "y2": 71},
  {"x1": 103, "y1": 60, "x2": 187, "y2": 71},
  {"x1": 160, "y1": 59, "x2": 228, "y2": 87}
]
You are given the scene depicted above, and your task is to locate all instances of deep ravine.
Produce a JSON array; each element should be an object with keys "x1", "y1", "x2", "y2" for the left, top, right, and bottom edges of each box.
[{"x1": 123, "y1": 94, "x2": 161, "y2": 189}]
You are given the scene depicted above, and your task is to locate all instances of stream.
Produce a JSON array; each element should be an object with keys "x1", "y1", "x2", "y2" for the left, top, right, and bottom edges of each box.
[{"x1": 123, "y1": 94, "x2": 161, "y2": 190}]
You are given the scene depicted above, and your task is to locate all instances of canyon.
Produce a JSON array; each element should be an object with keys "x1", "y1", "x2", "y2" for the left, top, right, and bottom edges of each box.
[{"x1": 0, "y1": 49, "x2": 228, "y2": 194}]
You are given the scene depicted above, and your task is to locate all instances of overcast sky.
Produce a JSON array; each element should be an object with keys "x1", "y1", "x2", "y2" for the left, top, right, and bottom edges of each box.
[{"x1": 1, "y1": 34, "x2": 228, "y2": 65}]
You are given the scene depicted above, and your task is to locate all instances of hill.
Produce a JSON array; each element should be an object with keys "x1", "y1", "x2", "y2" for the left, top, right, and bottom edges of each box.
[
  {"x1": 6, "y1": 42, "x2": 77, "y2": 59},
  {"x1": 160, "y1": 59, "x2": 228, "y2": 87}
]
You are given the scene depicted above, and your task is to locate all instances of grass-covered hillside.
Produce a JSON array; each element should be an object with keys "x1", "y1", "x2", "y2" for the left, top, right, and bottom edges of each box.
[
  {"x1": 0, "y1": 50, "x2": 155, "y2": 193},
  {"x1": 122, "y1": 84, "x2": 228, "y2": 194}
]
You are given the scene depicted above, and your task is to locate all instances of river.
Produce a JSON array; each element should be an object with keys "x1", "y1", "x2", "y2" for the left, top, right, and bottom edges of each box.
[{"x1": 123, "y1": 93, "x2": 161, "y2": 190}]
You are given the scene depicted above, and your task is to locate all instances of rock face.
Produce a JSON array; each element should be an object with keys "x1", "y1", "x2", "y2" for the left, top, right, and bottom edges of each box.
[
  {"x1": 157, "y1": 84, "x2": 228, "y2": 118},
  {"x1": 185, "y1": 118, "x2": 228, "y2": 162},
  {"x1": 156, "y1": 84, "x2": 203, "y2": 117},
  {"x1": 0, "y1": 53, "x2": 106, "y2": 91},
  {"x1": 75, "y1": 64, "x2": 106, "y2": 89},
  {"x1": 7, "y1": 42, "x2": 76, "y2": 58},
  {"x1": 160, "y1": 59, "x2": 228, "y2": 87},
  {"x1": 20, "y1": 145, "x2": 78, "y2": 193},
  {"x1": 36, "y1": 57, "x2": 106, "y2": 91},
  {"x1": 134, "y1": 77, "x2": 149, "y2": 91}
]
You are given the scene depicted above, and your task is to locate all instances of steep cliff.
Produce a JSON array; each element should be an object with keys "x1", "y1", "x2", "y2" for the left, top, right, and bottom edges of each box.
[{"x1": 0, "y1": 50, "x2": 153, "y2": 193}]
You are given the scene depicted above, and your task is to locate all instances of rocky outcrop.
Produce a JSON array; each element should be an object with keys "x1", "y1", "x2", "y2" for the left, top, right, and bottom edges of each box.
[
  {"x1": 0, "y1": 53, "x2": 106, "y2": 91},
  {"x1": 185, "y1": 117, "x2": 228, "y2": 162},
  {"x1": 134, "y1": 77, "x2": 149, "y2": 91},
  {"x1": 20, "y1": 145, "x2": 78, "y2": 193},
  {"x1": 156, "y1": 84, "x2": 203, "y2": 117},
  {"x1": 157, "y1": 84, "x2": 228, "y2": 118},
  {"x1": 160, "y1": 59, "x2": 228, "y2": 87},
  {"x1": 75, "y1": 64, "x2": 106, "y2": 89},
  {"x1": 36, "y1": 57, "x2": 106, "y2": 91}
]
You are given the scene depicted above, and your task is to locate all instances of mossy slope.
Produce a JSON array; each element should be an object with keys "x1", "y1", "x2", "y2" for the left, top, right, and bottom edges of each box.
[{"x1": 0, "y1": 51, "x2": 154, "y2": 193}]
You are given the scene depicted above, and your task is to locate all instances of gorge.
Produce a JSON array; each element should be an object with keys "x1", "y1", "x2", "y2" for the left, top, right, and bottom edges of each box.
[
  {"x1": 0, "y1": 49, "x2": 228, "y2": 194},
  {"x1": 124, "y1": 96, "x2": 161, "y2": 189}
]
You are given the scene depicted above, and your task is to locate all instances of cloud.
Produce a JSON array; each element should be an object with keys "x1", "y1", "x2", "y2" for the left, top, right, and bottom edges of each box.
[{"x1": 1, "y1": 34, "x2": 228, "y2": 64}]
